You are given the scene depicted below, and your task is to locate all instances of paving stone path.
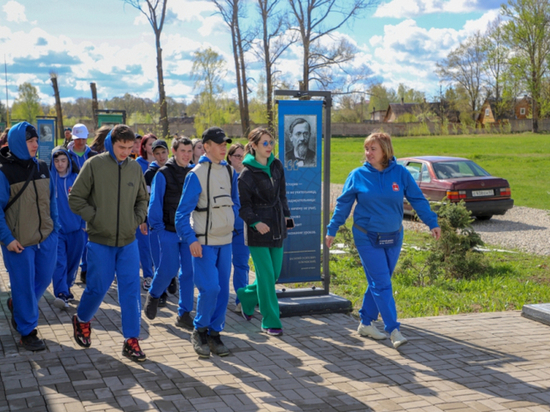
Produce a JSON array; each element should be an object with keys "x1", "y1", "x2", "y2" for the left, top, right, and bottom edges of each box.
[{"x1": 1, "y1": 260, "x2": 550, "y2": 412}]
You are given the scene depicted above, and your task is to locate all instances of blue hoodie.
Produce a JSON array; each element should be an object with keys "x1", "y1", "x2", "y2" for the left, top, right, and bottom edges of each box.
[
  {"x1": 69, "y1": 145, "x2": 95, "y2": 169},
  {"x1": 136, "y1": 156, "x2": 149, "y2": 173},
  {"x1": 50, "y1": 147, "x2": 84, "y2": 234},
  {"x1": 0, "y1": 121, "x2": 60, "y2": 245},
  {"x1": 175, "y1": 155, "x2": 240, "y2": 245},
  {"x1": 327, "y1": 157, "x2": 438, "y2": 236}
]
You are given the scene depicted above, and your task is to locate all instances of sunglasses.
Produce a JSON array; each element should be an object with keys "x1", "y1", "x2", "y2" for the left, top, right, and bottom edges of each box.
[{"x1": 261, "y1": 140, "x2": 276, "y2": 147}]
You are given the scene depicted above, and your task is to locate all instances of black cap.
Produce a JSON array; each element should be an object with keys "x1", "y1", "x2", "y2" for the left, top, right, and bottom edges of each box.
[
  {"x1": 25, "y1": 125, "x2": 39, "y2": 141},
  {"x1": 202, "y1": 127, "x2": 232, "y2": 144},
  {"x1": 152, "y1": 139, "x2": 168, "y2": 151}
]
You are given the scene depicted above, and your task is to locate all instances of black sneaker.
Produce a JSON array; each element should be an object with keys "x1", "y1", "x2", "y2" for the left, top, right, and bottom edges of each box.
[
  {"x1": 122, "y1": 338, "x2": 146, "y2": 362},
  {"x1": 158, "y1": 292, "x2": 168, "y2": 308},
  {"x1": 208, "y1": 333, "x2": 230, "y2": 357},
  {"x1": 168, "y1": 277, "x2": 178, "y2": 294},
  {"x1": 175, "y1": 312, "x2": 194, "y2": 331},
  {"x1": 72, "y1": 314, "x2": 92, "y2": 348},
  {"x1": 20, "y1": 329, "x2": 46, "y2": 352},
  {"x1": 7, "y1": 297, "x2": 17, "y2": 330},
  {"x1": 80, "y1": 271, "x2": 87, "y2": 284},
  {"x1": 144, "y1": 294, "x2": 159, "y2": 320},
  {"x1": 191, "y1": 329, "x2": 210, "y2": 358}
]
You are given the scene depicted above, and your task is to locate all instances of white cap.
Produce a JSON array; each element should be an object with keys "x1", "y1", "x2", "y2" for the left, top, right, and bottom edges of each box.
[{"x1": 72, "y1": 123, "x2": 89, "y2": 139}]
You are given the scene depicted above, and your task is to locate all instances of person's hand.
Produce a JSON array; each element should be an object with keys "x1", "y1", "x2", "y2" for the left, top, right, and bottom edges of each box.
[
  {"x1": 189, "y1": 241, "x2": 202, "y2": 258},
  {"x1": 140, "y1": 222, "x2": 148, "y2": 235},
  {"x1": 7, "y1": 239, "x2": 24, "y2": 253},
  {"x1": 325, "y1": 235, "x2": 335, "y2": 248},
  {"x1": 255, "y1": 222, "x2": 270, "y2": 235},
  {"x1": 431, "y1": 227, "x2": 441, "y2": 240}
]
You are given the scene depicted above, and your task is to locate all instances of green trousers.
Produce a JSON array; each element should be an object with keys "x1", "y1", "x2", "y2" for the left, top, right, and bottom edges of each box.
[{"x1": 237, "y1": 246, "x2": 283, "y2": 329}]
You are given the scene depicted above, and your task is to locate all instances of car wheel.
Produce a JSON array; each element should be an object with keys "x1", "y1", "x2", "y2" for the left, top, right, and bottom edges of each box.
[{"x1": 476, "y1": 215, "x2": 493, "y2": 221}]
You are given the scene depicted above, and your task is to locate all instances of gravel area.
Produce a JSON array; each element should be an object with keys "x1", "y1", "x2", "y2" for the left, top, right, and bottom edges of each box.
[{"x1": 329, "y1": 184, "x2": 550, "y2": 256}]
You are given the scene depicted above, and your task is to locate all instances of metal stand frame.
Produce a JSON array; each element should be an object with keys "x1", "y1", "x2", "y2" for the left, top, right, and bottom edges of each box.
[{"x1": 274, "y1": 90, "x2": 351, "y2": 316}]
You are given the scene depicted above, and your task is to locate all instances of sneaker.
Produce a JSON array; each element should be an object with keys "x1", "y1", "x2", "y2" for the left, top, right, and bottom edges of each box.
[
  {"x1": 67, "y1": 290, "x2": 75, "y2": 302},
  {"x1": 241, "y1": 306, "x2": 253, "y2": 321},
  {"x1": 357, "y1": 321, "x2": 387, "y2": 340},
  {"x1": 7, "y1": 297, "x2": 17, "y2": 330},
  {"x1": 262, "y1": 328, "x2": 283, "y2": 336},
  {"x1": 191, "y1": 329, "x2": 210, "y2": 358},
  {"x1": 72, "y1": 314, "x2": 92, "y2": 348},
  {"x1": 142, "y1": 277, "x2": 152, "y2": 291},
  {"x1": 53, "y1": 293, "x2": 70, "y2": 309},
  {"x1": 80, "y1": 271, "x2": 87, "y2": 284},
  {"x1": 208, "y1": 333, "x2": 230, "y2": 357},
  {"x1": 144, "y1": 294, "x2": 159, "y2": 320},
  {"x1": 122, "y1": 338, "x2": 147, "y2": 362},
  {"x1": 175, "y1": 312, "x2": 194, "y2": 330},
  {"x1": 167, "y1": 277, "x2": 178, "y2": 294},
  {"x1": 390, "y1": 329, "x2": 408, "y2": 349},
  {"x1": 19, "y1": 329, "x2": 46, "y2": 352},
  {"x1": 233, "y1": 302, "x2": 242, "y2": 313},
  {"x1": 158, "y1": 292, "x2": 168, "y2": 308}
]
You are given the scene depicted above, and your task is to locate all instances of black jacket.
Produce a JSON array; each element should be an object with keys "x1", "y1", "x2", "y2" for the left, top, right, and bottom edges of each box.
[
  {"x1": 238, "y1": 158, "x2": 290, "y2": 248},
  {"x1": 159, "y1": 158, "x2": 191, "y2": 232}
]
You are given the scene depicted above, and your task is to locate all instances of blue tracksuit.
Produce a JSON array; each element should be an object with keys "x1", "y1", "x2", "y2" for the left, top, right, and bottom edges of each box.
[
  {"x1": 327, "y1": 157, "x2": 438, "y2": 333},
  {"x1": 148, "y1": 168, "x2": 194, "y2": 314},
  {"x1": 175, "y1": 156, "x2": 240, "y2": 332},
  {"x1": 136, "y1": 157, "x2": 154, "y2": 279},
  {"x1": 145, "y1": 161, "x2": 161, "y2": 268},
  {"x1": 136, "y1": 156, "x2": 149, "y2": 173},
  {"x1": 231, "y1": 171, "x2": 249, "y2": 305},
  {"x1": 0, "y1": 122, "x2": 59, "y2": 336},
  {"x1": 50, "y1": 147, "x2": 86, "y2": 297}
]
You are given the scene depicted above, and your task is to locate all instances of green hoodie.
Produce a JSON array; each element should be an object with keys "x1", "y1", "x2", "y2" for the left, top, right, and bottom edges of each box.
[{"x1": 242, "y1": 152, "x2": 274, "y2": 178}]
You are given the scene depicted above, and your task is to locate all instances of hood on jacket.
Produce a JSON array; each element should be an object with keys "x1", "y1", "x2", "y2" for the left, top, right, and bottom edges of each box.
[
  {"x1": 242, "y1": 152, "x2": 274, "y2": 177},
  {"x1": 7, "y1": 121, "x2": 38, "y2": 161},
  {"x1": 104, "y1": 130, "x2": 125, "y2": 164},
  {"x1": 197, "y1": 154, "x2": 228, "y2": 166},
  {"x1": 50, "y1": 146, "x2": 78, "y2": 177}
]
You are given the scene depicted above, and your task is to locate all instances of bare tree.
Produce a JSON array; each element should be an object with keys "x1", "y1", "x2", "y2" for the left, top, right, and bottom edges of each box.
[
  {"x1": 436, "y1": 32, "x2": 487, "y2": 121},
  {"x1": 287, "y1": 0, "x2": 378, "y2": 91},
  {"x1": 210, "y1": 0, "x2": 250, "y2": 136},
  {"x1": 123, "y1": 0, "x2": 169, "y2": 137},
  {"x1": 483, "y1": 17, "x2": 510, "y2": 120},
  {"x1": 502, "y1": 0, "x2": 550, "y2": 132},
  {"x1": 252, "y1": 0, "x2": 296, "y2": 131}
]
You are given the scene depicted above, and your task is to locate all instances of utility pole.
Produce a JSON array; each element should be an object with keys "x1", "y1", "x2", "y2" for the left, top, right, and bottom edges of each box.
[
  {"x1": 4, "y1": 55, "x2": 9, "y2": 127},
  {"x1": 50, "y1": 72, "x2": 64, "y2": 143}
]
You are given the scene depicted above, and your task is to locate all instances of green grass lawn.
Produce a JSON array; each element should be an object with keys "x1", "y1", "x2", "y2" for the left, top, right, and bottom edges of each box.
[{"x1": 330, "y1": 133, "x2": 550, "y2": 210}]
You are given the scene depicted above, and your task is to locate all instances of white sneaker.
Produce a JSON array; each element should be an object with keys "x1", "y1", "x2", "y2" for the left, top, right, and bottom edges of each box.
[
  {"x1": 357, "y1": 321, "x2": 386, "y2": 340},
  {"x1": 390, "y1": 329, "x2": 408, "y2": 349},
  {"x1": 233, "y1": 302, "x2": 242, "y2": 313}
]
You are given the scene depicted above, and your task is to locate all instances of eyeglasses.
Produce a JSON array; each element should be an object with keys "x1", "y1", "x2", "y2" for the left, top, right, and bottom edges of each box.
[
  {"x1": 231, "y1": 154, "x2": 243, "y2": 159},
  {"x1": 262, "y1": 140, "x2": 276, "y2": 147}
]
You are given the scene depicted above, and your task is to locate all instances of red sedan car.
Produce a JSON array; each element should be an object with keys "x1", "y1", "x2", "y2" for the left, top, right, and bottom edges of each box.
[{"x1": 397, "y1": 156, "x2": 513, "y2": 220}]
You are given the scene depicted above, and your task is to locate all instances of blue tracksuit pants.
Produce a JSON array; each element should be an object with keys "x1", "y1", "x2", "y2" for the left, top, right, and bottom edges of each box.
[
  {"x1": 52, "y1": 229, "x2": 85, "y2": 296},
  {"x1": 136, "y1": 226, "x2": 154, "y2": 279},
  {"x1": 354, "y1": 226, "x2": 403, "y2": 334},
  {"x1": 149, "y1": 229, "x2": 194, "y2": 315},
  {"x1": 231, "y1": 229, "x2": 249, "y2": 305},
  {"x1": 193, "y1": 244, "x2": 231, "y2": 332},
  {"x1": 3, "y1": 232, "x2": 58, "y2": 336},
  {"x1": 77, "y1": 240, "x2": 141, "y2": 339},
  {"x1": 80, "y1": 232, "x2": 88, "y2": 272},
  {"x1": 150, "y1": 229, "x2": 160, "y2": 269}
]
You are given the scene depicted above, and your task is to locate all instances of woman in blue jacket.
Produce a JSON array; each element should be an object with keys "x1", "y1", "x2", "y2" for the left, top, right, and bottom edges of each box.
[{"x1": 326, "y1": 132, "x2": 441, "y2": 349}]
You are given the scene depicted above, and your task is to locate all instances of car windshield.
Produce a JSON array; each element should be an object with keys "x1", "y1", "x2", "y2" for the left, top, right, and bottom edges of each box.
[{"x1": 433, "y1": 161, "x2": 490, "y2": 179}]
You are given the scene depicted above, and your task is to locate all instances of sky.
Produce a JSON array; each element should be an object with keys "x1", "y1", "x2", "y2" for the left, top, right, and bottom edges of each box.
[{"x1": 0, "y1": 0, "x2": 505, "y2": 108}]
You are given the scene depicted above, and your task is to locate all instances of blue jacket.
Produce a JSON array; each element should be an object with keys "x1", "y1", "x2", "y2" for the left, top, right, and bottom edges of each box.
[
  {"x1": 69, "y1": 145, "x2": 96, "y2": 169},
  {"x1": 50, "y1": 147, "x2": 84, "y2": 234},
  {"x1": 327, "y1": 157, "x2": 438, "y2": 236},
  {"x1": 0, "y1": 121, "x2": 59, "y2": 246},
  {"x1": 136, "y1": 156, "x2": 149, "y2": 173},
  {"x1": 175, "y1": 155, "x2": 240, "y2": 245}
]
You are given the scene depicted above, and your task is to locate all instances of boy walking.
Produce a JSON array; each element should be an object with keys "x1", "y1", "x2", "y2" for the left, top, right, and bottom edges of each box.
[
  {"x1": 145, "y1": 137, "x2": 194, "y2": 325},
  {"x1": 50, "y1": 146, "x2": 85, "y2": 308},
  {"x1": 175, "y1": 127, "x2": 239, "y2": 358},
  {"x1": 0, "y1": 122, "x2": 59, "y2": 351},
  {"x1": 69, "y1": 124, "x2": 149, "y2": 362}
]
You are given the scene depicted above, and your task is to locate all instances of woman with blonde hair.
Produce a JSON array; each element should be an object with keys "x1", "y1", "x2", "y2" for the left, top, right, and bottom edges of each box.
[
  {"x1": 326, "y1": 132, "x2": 440, "y2": 349},
  {"x1": 237, "y1": 128, "x2": 291, "y2": 336}
]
